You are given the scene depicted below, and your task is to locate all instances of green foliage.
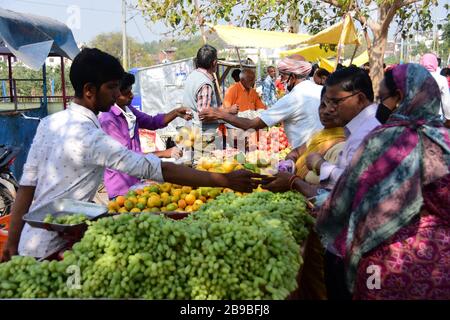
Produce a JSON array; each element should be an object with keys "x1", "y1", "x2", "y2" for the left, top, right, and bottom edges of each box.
[
  {"x1": 0, "y1": 61, "x2": 73, "y2": 97},
  {"x1": 89, "y1": 32, "x2": 156, "y2": 69}
]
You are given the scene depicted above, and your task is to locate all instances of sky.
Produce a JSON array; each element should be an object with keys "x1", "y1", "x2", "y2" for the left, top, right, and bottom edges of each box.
[
  {"x1": 0, "y1": 0, "x2": 168, "y2": 44},
  {"x1": 1, "y1": 0, "x2": 449, "y2": 45}
]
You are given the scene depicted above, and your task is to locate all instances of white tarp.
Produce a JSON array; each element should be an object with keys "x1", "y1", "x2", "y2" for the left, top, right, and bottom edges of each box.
[
  {"x1": 135, "y1": 58, "x2": 195, "y2": 135},
  {"x1": 0, "y1": 8, "x2": 79, "y2": 70}
]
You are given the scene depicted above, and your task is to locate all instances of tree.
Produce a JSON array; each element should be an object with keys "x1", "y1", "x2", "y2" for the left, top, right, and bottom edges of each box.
[
  {"x1": 439, "y1": 22, "x2": 450, "y2": 64},
  {"x1": 89, "y1": 32, "x2": 156, "y2": 69},
  {"x1": 136, "y1": 0, "x2": 445, "y2": 94}
]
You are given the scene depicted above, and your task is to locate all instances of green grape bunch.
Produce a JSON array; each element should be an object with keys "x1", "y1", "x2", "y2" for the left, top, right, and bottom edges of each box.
[
  {"x1": 0, "y1": 191, "x2": 313, "y2": 299},
  {"x1": 43, "y1": 213, "x2": 88, "y2": 225}
]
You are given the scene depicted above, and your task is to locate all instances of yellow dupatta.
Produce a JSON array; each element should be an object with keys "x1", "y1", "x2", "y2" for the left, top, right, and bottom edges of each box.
[{"x1": 295, "y1": 127, "x2": 346, "y2": 179}]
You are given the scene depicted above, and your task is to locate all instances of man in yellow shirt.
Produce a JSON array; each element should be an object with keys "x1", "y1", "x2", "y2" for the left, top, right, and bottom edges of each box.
[{"x1": 223, "y1": 69, "x2": 266, "y2": 112}]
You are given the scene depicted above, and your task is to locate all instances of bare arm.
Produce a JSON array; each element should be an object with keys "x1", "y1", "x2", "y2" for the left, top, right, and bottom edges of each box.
[
  {"x1": 285, "y1": 143, "x2": 307, "y2": 162},
  {"x1": 163, "y1": 107, "x2": 192, "y2": 125},
  {"x1": 1, "y1": 186, "x2": 35, "y2": 261},
  {"x1": 161, "y1": 162, "x2": 261, "y2": 192},
  {"x1": 199, "y1": 108, "x2": 267, "y2": 131}
]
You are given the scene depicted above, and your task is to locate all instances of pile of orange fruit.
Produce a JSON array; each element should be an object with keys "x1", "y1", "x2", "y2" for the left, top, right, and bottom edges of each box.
[{"x1": 107, "y1": 183, "x2": 243, "y2": 214}]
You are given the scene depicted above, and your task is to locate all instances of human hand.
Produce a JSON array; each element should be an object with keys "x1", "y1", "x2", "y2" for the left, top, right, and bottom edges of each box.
[
  {"x1": 160, "y1": 147, "x2": 183, "y2": 159},
  {"x1": 1, "y1": 242, "x2": 18, "y2": 262},
  {"x1": 260, "y1": 172, "x2": 294, "y2": 193},
  {"x1": 223, "y1": 170, "x2": 266, "y2": 193},
  {"x1": 176, "y1": 107, "x2": 193, "y2": 120},
  {"x1": 228, "y1": 104, "x2": 239, "y2": 115},
  {"x1": 306, "y1": 153, "x2": 325, "y2": 172},
  {"x1": 199, "y1": 108, "x2": 220, "y2": 122}
]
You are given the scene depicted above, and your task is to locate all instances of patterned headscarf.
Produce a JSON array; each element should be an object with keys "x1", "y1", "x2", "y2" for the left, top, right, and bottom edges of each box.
[
  {"x1": 277, "y1": 57, "x2": 312, "y2": 78},
  {"x1": 316, "y1": 64, "x2": 450, "y2": 292}
]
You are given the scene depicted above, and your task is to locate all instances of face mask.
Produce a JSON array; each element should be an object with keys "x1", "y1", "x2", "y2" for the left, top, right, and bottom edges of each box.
[{"x1": 376, "y1": 103, "x2": 393, "y2": 124}]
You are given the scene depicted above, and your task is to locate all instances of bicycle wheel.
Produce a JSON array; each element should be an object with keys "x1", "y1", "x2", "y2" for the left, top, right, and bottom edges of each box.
[{"x1": 0, "y1": 184, "x2": 14, "y2": 217}]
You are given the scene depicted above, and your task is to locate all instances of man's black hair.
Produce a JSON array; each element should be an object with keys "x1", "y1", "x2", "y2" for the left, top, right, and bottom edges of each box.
[
  {"x1": 315, "y1": 68, "x2": 330, "y2": 78},
  {"x1": 383, "y1": 69, "x2": 397, "y2": 97},
  {"x1": 437, "y1": 57, "x2": 441, "y2": 67},
  {"x1": 267, "y1": 65, "x2": 275, "y2": 71},
  {"x1": 231, "y1": 69, "x2": 241, "y2": 82},
  {"x1": 70, "y1": 48, "x2": 125, "y2": 98},
  {"x1": 120, "y1": 72, "x2": 135, "y2": 92},
  {"x1": 325, "y1": 65, "x2": 374, "y2": 101},
  {"x1": 196, "y1": 45, "x2": 217, "y2": 69},
  {"x1": 440, "y1": 67, "x2": 450, "y2": 77},
  {"x1": 309, "y1": 63, "x2": 318, "y2": 78}
]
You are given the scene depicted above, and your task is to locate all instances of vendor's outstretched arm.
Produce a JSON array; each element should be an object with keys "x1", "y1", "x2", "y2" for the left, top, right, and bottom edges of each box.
[
  {"x1": 161, "y1": 162, "x2": 261, "y2": 192},
  {"x1": 199, "y1": 108, "x2": 267, "y2": 130}
]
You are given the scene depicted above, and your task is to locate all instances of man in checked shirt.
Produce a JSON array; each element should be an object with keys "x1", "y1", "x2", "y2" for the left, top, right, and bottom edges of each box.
[{"x1": 183, "y1": 45, "x2": 238, "y2": 151}]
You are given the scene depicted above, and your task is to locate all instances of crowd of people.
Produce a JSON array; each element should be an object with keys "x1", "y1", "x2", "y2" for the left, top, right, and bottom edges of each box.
[{"x1": 1, "y1": 43, "x2": 449, "y2": 300}]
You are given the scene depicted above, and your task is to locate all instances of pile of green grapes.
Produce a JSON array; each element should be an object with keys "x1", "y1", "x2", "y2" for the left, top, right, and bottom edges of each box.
[
  {"x1": 0, "y1": 191, "x2": 313, "y2": 299},
  {"x1": 43, "y1": 213, "x2": 88, "y2": 225}
]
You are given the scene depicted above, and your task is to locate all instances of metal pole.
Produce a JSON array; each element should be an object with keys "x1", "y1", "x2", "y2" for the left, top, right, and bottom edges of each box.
[
  {"x1": 257, "y1": 48, "x2": 261, "y2": 83},
  {"x1": 42, "y1": 63, "x2": 47, "y2": 114},
  {"x1": 60, "y1": 56, "x2": 67, "y2": 109},
  {"x1": 7, "y1": 55, "x2": 13, "y2": 103},
  {"x1": 400, "y1": 38, "x2": 404, "y2": 64},
  {"x1": 235, "y1": 47, "x2": 242, "y2": 68},
  {"x1": 349, "y1": 44, "x2": 359, "y2": 66},
  {"x1": 122, "y1": 0, "x2": 128, "y2": 70}
]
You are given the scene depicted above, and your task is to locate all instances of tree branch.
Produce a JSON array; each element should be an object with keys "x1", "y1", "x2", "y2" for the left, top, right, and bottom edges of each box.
[{"x1": 401, "y1": 0, "x2": 422, "y2": 6}]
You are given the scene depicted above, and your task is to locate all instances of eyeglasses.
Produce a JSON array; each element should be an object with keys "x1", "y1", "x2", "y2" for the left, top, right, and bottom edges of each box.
[
  {"x1": 324, "y1": 91, "x2": 361, "y2": 108},
  {"x1": 376, "y1": 95, "x2": 393, "y2": 105}
]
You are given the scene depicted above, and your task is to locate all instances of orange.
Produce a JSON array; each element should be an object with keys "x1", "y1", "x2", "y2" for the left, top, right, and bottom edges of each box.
[
  {"x1": 130, "y1": 208, "x2": 141, "y2": 213},
  {"x1": 181, "y1": 186, "x2": 192, "y2": 194},
  {"x1": 118, "y1": 207, "x2": 128, "y2": 214},
  {"x1": 199, "y1": 196, "x2": 207, "y2": 203},
  {"x1": 108, "y1": 201, "x2": 120, "y2": 212},
  {"x1": 166, "y1": 203, "x2": 178, "y2": 211},
  {"x1": 185, "y1": 194, "x2": 196, "y2": 205},
  {"x1": 171, "y1": 189, "x2": 182, "y2": 197},
  {"x1": 178, "y1": 199, "x2": 187, "y2": 209},
  {"x1": 124, "y1": 200, "x2": 134, "y2": 211},
  {"x1": 116, "y1": 196, "x2": 126, "y2": 207},
  {"x1": 185, "y1": 205, "x2": 193, "y2": 212},
  {"x1": 189, "y1": 190, "x2": 199, "y2": 198},
  {"x1": 160, "y1": 183, "x2": 172, "y2": 193},
  {"x1": 147, "y1": 195, "x2": 162, "y2": 208},
  {"x1": 180, "y1": 193, "x2": 187, "y2": 200},
  {"x1": 128, "y1": 196, "x2": 138, "y2": 205}
]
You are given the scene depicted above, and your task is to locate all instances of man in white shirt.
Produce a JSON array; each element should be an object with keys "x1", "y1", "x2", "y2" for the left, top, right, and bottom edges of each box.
[
  {"x1": 420, "y1": 53, "x2": 450, "y2": 128},
  {"x1": 2, "y1": 48, "x2": 262, "y2": 260},
  {"x1": 306, "y1": 66, "x2": 381, "y2": 190},
  {"x1": 198, "y1": 57, "x2": 323, "y2": 149}
]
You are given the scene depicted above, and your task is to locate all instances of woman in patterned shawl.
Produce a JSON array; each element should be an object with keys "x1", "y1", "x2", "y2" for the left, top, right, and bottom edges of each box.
[{"x1": 316, "y1": 63, "x2": 450, "y2": 299}]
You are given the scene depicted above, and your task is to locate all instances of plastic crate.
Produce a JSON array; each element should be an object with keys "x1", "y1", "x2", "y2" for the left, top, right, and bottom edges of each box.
[{"x1": 0, "y1": 215, "x2": 10, "y2": 260}]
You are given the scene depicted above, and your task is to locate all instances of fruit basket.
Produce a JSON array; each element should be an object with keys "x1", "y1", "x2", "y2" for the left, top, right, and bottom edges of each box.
[{"x1": 23, "y1": 199, "x2": 108, "y2": 236}]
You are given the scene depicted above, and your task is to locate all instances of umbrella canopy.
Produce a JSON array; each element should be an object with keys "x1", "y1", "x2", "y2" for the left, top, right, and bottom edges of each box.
[
  {"x1": 208, "y1": 24, "x2": 311, "y2": 48},
  {"x1": 279, "y1": 44, "x2": 337, "y2": 61},
  {"x1": 301, "y1": 15, "x2": 360, "y2": 46},
  {"x1": 0, "y1": 8, "x2": 79, "y2": 69}
]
